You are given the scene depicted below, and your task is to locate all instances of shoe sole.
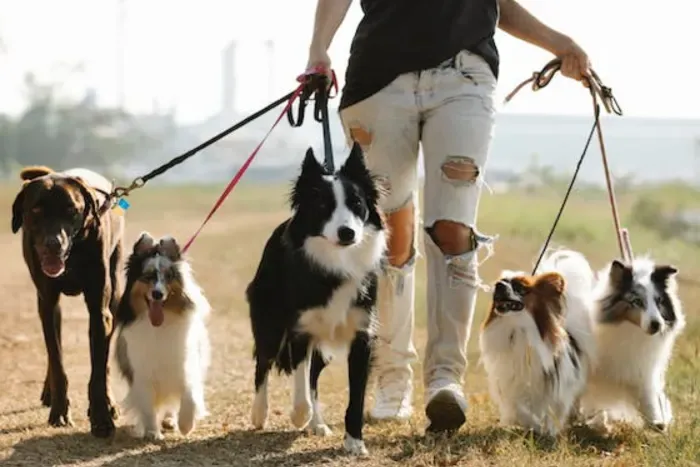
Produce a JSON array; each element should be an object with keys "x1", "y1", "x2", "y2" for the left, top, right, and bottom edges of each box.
[{"x1": 425, "y1": 390, "x2": 466, "y2": 434}]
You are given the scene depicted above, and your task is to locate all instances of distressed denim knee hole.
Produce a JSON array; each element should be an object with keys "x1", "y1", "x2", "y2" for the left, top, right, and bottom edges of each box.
[
  {"x1": 426, "y1": 223, "x2": 498, "y2": 290},
  {"x1": 348, "y1": 125, "x2": 373, "y2": 153},
  {"x1": 441, "y1": 156, "x2": 479, "y2": 185}
]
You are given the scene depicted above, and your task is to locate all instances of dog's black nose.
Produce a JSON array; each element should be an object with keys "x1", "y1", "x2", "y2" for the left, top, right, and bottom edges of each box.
[
  {"x1": 337, "y1": 226, "x2": 355, "y2": 244},
  {"x1": 648, "y1": 320, "x2": 661, "y2": 335},
  {"x1": 494, "y1": 281, "x2": 509, "y2": 298},
  {"x1": 45, "y1": 236, "x2": 62, "y2": 254},
  {"x1": 151, "y1": 290, "x2": 164, "y2": 301}
]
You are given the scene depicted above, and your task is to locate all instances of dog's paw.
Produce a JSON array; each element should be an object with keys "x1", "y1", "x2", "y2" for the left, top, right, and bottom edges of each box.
[
  {"x1": 88, "y1": 404, "x2": 116, "y2": 438},
  {"x1": 48, "y1": 403, "x2": 73, "y2": 428},
  {"x1": 144, "y1": 430, "x2": 165, "y2": 441},
  {"x1": 178, "y1": 411, "x2": 196, "y2": 437},
  {"x1": 589, "y1": 411, "x2": 612, "y2": 437},
  {"x1": 308, "y1": 423, "x2": 332, "y2": 437},
  {"x1": 290, "y1": 402, "x2": 312, "y2": 429},
  {"x1": 251, "y1": 396, "x2": 268, "y2": 429},
  {"x1": 343, "y1": 434, "x2": 369, "y2": 457},
  {"x1": 162, "y1": 413, "x2": 178, "y2": 431}
]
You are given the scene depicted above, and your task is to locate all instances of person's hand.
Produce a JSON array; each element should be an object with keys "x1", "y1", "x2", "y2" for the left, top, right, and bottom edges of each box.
[
  {"x1": 305, "y1": 43, "x2": 333, "y2": 85},
  {"x1": 550, "y1": 35, "x2": 591, "y2": 86}
]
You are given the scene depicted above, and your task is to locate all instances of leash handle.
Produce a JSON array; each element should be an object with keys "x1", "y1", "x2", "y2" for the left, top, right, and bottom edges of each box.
[
  {"x1": 287, "y1": 66, "x2": 338, "y2": 174},
  {"x1": 286, "y1": 66, "x2": 338, "y2": 127},
  {"x1": 503, "y1": 58, "x2": 623, "y2": 117}
]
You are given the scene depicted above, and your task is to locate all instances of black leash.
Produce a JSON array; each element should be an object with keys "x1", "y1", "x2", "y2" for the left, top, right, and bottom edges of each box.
[
  {"x1": 104, "y1": 67, "x2": 340, "y2": 230},
  {"x1": 287, "y1": 71, "x2": 338, "y2": 174},
  {"x1": 530, "y1": 104, "x2": 601, "y2": 275},
  {"x1": 111, "y1": 89, "x2": 298, "y2": 199}
]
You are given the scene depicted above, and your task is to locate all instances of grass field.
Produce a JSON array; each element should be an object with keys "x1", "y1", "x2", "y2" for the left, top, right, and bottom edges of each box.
[{"x1": 0, "y1": 178, "x2": 698, "y2": 467}]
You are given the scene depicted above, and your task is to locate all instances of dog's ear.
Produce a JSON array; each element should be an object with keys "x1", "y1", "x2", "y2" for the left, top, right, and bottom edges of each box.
[
  {"x1": 290, "y1": 148, "x2": 324, "y2": 210},
  {"x1": 11, "y1": 179, "x2": 48, "y2": 233},
  {"x1": 535, "y1": 272, "x2": 566, "y2": 296},
  {"x1": 19, "y1": 165, "x2": 54, "y2": 181},
  {"x1": 11, "y1": 186, "x2": 26, "y2": 234},
  {"x1": 300, "y1": 147, "x2": 324, "y2": 177},
  {"x1": 134, "y1": 231, "x2": 156, "y2": 254},
  {"x1": 609, "y1": 259, "x2": 632, "y2": 288},
  {"x1": 68, "y1": 177, "x2": 101, "y2": 229},
  {"x1": 339, "y1": 142, "x2": 370, "y2": 181},
  {"x1": 158, "y1": 236, "x2": 181, "y2": 261},
  {"x1": 651, "y1": 264, "x2": 678, "y2": 285},
  {"x1": 339, "y1": 142, "x2": 381, "y2": 200}
]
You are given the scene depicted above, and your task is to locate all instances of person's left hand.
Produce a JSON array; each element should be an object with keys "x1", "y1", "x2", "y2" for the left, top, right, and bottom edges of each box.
[{"x1": 550, "y1": 35, "x2": 591, "y2": 85}]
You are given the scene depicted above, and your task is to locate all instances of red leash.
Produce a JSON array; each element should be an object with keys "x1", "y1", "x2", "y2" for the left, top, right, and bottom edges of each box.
[{"x1": 181, "y1": 67, "x2": 337, "y2": 253}]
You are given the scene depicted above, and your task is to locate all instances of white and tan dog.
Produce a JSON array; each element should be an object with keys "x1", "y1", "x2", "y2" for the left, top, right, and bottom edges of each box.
[
  {"x1": 580, "y1": 256, "x2": 685, "y2": 433},
  {"x1": 114, "y1": 232, "x2": 211, "y2": 439},
  {"x1": 479, "y1": 249, "x2": 597, "y2": 436}
]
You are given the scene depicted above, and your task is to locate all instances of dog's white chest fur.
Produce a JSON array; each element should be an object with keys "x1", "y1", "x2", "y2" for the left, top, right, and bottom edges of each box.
[
  {"x1": 296, "y1": 227, "x2": 385, "y2": 356},
  {"x1": 121, "y1": 312, "x2": 209, "y2": 400},
  {"x1": 297, "y1": 280, "x2": 371, "y2": 356},
  {"x1": 581, "y1": 320, "x2": 682, "y2": 426}
]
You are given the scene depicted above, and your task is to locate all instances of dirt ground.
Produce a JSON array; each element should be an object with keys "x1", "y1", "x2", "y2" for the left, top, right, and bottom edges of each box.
[{"x1": 0, "y1": 183, "x2": 698, "y2": 467}]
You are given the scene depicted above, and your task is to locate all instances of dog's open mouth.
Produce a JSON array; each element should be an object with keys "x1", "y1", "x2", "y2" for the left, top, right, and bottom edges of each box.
[
  {"x1": 40, "y1": 255, "x2": 66, "y2": 278},
  {"x1": 494, "y1": 300, "x2": 525, "y2": 313},
  {"x1": 146, "y1": 297, "x2": 165, "y2": 327}
]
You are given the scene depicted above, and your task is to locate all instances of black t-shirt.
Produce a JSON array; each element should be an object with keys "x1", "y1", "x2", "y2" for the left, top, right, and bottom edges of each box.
[{"x1": 339, "y1": 0, "x2": 500, "y2": 110}]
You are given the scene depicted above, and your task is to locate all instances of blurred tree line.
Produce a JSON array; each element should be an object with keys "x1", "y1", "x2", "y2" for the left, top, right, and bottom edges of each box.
[{"x1": 0, "y1": 72, "x2": 153, "y2": 176}]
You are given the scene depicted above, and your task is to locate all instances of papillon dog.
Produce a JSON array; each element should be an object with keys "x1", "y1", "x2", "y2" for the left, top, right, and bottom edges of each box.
[
  {"x1": 114, "y1": 232, "x2": 211, "y2": 439},
  {"x1": 246, "y1": 143, "x2": 386, "y2": 456},
  {"x1": 580, "y1": 256, "x2": 685, "y2": 433},
  {"x1": 479, "y1": 249, "x2": 597, "y2": 436}
]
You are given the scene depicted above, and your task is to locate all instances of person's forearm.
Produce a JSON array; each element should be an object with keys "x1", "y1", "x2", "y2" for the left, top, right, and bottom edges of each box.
[
  {"x1": 309, "y1": 0, "x2": 353, "y2": 51},
  {"x1": 497, "y1": 0, "x2": 569, "y2": 55}
]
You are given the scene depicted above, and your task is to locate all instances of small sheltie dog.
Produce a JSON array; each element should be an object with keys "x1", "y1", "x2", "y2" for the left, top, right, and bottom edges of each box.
[
  {"x1": 246, "y1": 143, "x2": 385, "y2": 456},
  {"x1": 114, "y1": 232, "x2": 211, "y2": 439},
  {"x1": 580, "y1": 256, "x2": 685, "y2": 432},
  {"x1": 479, "y1": 249, "x2": 597, "y2": 436}
]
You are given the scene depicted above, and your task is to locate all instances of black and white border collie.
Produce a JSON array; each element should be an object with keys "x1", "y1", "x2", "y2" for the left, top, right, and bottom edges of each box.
[
  {"x1": 580, "y1": 256, "x2": 685, "y2": 433},
  {"x1": 114, "y1": 232, "x2": 211, "y2": 440},
  {"x1": 246, "y1": 143, "x2": 386, "y2": 456}
]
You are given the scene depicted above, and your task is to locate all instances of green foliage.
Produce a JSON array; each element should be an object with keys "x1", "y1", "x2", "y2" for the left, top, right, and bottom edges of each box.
[
  {"x1": 0, "y1": 72, "x2": 151, "y2": 173},
  {"x1": 629, "y1": 184, "x2": 700, "y2": 244}
]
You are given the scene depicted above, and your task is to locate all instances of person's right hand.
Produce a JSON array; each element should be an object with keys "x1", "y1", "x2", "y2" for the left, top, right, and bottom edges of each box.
[{"x1": 305, "y1": 43, "x2": 334, "y2": 85}]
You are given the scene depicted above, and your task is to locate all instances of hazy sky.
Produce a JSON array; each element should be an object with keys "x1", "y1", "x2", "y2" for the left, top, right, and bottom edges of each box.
[{"x1": 0, "y1": 0, "x2": 697, "y2": 123}]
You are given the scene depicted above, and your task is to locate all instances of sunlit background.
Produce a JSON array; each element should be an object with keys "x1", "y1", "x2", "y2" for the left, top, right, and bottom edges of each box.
[{"x1": 0, "y1": 0, "x2": 698, "y2": 185}]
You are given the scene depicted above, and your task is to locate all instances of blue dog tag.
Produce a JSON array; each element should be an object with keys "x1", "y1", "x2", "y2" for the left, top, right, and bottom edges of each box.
[{"x1": 113, "y1": 198, "x2": 130, "y2": 215}]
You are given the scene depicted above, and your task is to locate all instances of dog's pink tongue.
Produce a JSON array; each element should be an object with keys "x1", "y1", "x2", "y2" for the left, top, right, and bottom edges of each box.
[
  {"x1": 148, "y1": 300, "x2": 165, "y2": 327},
  {"x1": 41, "y1": 257, "x2": 65, "y2": 278}
]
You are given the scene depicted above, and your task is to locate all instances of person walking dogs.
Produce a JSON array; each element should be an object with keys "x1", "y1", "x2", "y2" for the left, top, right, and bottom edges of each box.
[{"x1": 305, "y1": 0, "x2": 592, "y2": 433}]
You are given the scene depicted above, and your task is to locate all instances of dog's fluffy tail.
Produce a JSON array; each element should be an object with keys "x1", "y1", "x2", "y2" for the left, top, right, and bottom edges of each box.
[
  {"x1": 537, "y1": 248, "x2": 595, "y2": 301},
  {"x1": 20, "y1": 166, "x2": 54, "y2": 181},
  {"x1": 538, "y1": 248, "x2": 598, "y2": 367}
]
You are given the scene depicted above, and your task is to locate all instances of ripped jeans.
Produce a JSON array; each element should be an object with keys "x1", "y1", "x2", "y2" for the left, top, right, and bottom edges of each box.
[{"x1": 339, "y1": 50, "x2": 497, "y2": 391}]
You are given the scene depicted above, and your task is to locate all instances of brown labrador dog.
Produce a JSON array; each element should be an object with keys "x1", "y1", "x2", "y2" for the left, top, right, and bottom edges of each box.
[{"x1": 11, "y1": 166, "x2": 125, "y2": 438}]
